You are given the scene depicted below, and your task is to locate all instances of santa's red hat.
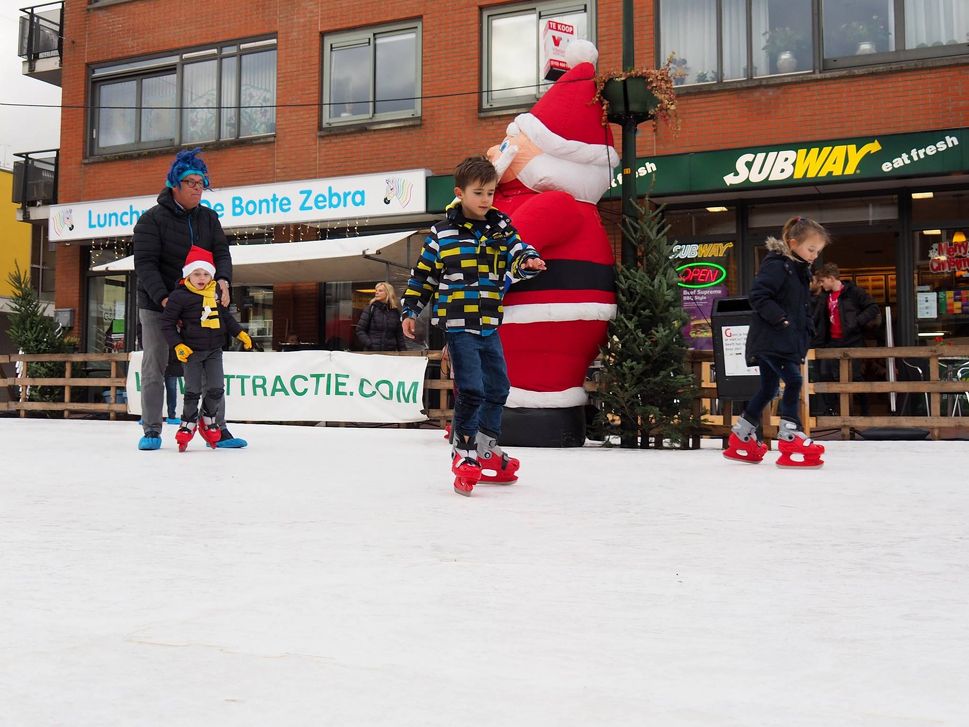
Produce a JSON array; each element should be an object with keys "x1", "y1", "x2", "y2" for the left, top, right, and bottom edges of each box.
[
  {"x1": 509, "y1": 40, "x2": 620, "y2": 202},
  {"x1": 182, "y1": 245, "x2": 216, "y2": 278}
]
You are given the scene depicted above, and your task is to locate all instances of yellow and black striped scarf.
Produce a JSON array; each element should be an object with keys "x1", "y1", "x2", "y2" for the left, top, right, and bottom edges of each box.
[{"x1": 185, "y1": 279, "x2": 220, "y2": 329}]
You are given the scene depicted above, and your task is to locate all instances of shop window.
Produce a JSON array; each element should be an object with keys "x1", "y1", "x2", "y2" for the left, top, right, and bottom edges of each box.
[
  {"x1": 90, "y1": 38, "x2": 277, "y2": 155},
  {"x1": 30, "y1": 225, "x2": 56, "y2": 302},
  {"x1": 322, "y1": 22, "x2": 421, "y2": 126},
  {"x1": 481, "y1": 1, "x2": 593, "y2": 109},
  {"x1": 822, "y1": 0, "x2": 969, "y2": 69},
  {"x1": 911, "y1": 190, "x2": 969, "y2": 223},
  {"x1": 235, "y1": 286, "x2": 274, "y2": 351},
  {"x1": 86, "y1": 274, "x2": 128, "y2": 353},
  {"x1": 658, "y1": 0, "x2": 815, "y2": 85},
  {"x1": 914, "y1": 228, "x2": 969, "y2": 343},
  {"x1": 665, "y1": 207, "x2": 739, "y2": 350}
]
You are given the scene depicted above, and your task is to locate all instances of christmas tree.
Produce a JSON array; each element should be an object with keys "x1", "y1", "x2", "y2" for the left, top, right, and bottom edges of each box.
[
  {"x1": 597, "y1": 201, "x2": 701, "y2": 448},
  {"x1": 6, "y1": 264, "x2": 66, "y2": 407}
]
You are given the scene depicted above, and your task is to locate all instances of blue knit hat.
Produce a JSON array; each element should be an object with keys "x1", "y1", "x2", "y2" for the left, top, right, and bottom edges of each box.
[{"x1": 165, "y1": 147, "x2": 210, "y2": 189}]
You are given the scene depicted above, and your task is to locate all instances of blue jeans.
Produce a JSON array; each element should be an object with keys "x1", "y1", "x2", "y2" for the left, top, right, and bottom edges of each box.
[
  {"x1": 165, "y1": 376, "x2": 179, "y2": 419},
  {"x1": 745, "y1": 354, "x2": 802, "y2": 425},
  {"x1": 446, "y1": 331, "x2": 510, "y2": 440}
]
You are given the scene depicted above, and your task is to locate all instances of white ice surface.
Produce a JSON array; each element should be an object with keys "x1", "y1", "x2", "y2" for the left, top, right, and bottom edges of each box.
[{"x1": 1, "y1": 419, "x2": 967, "y2": 726}]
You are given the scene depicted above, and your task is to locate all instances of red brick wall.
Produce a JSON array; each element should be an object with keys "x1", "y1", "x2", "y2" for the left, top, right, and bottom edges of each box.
[{"x1": 54, "y1": 0, "x2": 969, "y2": 339}]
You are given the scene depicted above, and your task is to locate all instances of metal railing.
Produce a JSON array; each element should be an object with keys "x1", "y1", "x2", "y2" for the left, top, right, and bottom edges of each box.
[
  {"x1": 18, "y1": 2, "x2": 63, "y2": 70},
  {"x1": 12, "y1": 149, "x2": 58, "y2": 219}
]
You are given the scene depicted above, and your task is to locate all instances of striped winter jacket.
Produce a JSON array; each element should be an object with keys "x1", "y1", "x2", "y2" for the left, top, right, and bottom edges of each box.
[{"x1": 401, "y1": 203, "x2": 541, "y2": 335}]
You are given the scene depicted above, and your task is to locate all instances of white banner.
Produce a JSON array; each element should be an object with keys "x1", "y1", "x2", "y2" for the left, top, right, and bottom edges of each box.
[
  {"x1": 127, "y1": 350, "x2": 428, "y2": 423},
  {"x1": 48, "y1": 169, "x2": 428, "y2": 241}
]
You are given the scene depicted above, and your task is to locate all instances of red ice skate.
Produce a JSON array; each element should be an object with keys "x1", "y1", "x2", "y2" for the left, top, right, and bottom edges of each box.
[
  {"x1": 451, "y1": 434, "x2": 481, "y2": 496},
  {"x1": 475, "y1": 430, "x2": 519, "y2": 484},
  {"x1": 722, "y1": 415, "x2": 767, "y2": 464},
  {"x1": 198, "y1": 417, "x2": 222, "y2": 449},
  {"x1": 175, "y1": 423, "x2": 196, "y2": 453},
  {"x1": 776, "y1": 417, "x2": 824, "y2": 468}
]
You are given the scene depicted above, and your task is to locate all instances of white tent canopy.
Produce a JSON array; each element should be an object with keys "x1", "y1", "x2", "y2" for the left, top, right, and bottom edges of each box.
[{"x1": 91, "y1": 230, "x2": 417, "y2": 285}]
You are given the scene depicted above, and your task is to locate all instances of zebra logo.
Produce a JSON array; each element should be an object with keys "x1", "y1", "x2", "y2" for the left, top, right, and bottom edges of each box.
[
  {"x1": 51, "y1": 208, "x2": 75, "y2": 236},
  {"x1": 383, "y1": 177, "x2": 414, "y2": 207}
]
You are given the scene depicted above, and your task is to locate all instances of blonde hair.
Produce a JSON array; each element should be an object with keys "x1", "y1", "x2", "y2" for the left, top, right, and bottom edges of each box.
[
  {"x1": 782, "y1": 216, "x2": 831, "y2": 247},
  {"x1": 373, "y1": 281, "x2": 400, "y2": 310}
]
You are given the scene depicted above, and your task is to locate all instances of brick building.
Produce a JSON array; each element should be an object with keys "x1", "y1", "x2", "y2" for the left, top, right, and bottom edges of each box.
[{"x1": 14, "y1": 0, "x2": 969, "y2": 357}]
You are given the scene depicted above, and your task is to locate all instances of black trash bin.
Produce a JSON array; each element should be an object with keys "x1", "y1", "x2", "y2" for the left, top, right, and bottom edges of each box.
[{"x1": 711, "y1": 297, "x2": 761, "y2": 401}]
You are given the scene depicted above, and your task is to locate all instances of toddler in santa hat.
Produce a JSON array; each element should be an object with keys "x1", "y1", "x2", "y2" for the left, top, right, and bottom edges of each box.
[{"x1": 160, "y1": 245, "x2": 253, "y2": 451}]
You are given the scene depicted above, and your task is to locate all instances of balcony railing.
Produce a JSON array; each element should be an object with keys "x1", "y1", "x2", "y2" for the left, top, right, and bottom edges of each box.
[
  {"x1": 18, "y1": 2, "x2": 63, "y2": 83},
  {"x1": 12, "y1": 149, "x2": 59, "y2": 220}
]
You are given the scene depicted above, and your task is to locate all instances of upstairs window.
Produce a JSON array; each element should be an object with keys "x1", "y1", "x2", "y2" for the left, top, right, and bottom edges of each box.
[
  {"x1": 658, "y1": 0, "x2": 815, "y2": 85},
  {"x1": 322, "y1": 21, "x2": 422, "y2": 126},
  {"x1": 482, "y1": 1, "x2": 595, "y2": 109},
  {"x1": 90, "y1": 38, "x2": 277, "y2": 156},
  {"x1": 822, "y1": 0, "x2": 969, "y2": 68}
]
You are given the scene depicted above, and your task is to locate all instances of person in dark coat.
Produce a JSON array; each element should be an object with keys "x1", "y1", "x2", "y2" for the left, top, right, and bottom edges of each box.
[
  {"x1": 355, "y1": 282, "x2": 406, "y2": 351},
  {"x1": 161, "y1": 246, "x2": 252, "y2": 448},
  {"x1": 164, "y1": 351, "x2": 183, "y2": 425},
  {"x1": 813, "y1": 262, "x2": 881, "y2": 416},
  {"x1": 133, "y1": 148, "x2": 237, "y2": 450},
  {"x1": 725, "y1": 217, "x2": 830, "y2": 464}
]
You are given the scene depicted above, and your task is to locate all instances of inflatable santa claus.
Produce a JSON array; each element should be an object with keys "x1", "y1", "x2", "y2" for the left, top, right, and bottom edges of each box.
[{"x1": 488, "y1": 40, "x2": 619, "y2": 447}]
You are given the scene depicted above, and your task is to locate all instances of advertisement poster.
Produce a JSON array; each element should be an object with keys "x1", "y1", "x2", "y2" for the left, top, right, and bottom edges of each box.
[
  {"x1": 127, "y1": 350, "x2": 428, "y2": 423},
  {"x1": 680, "y1": 285, "x2": 726, "y2": 350},
  {"x1": 720, "y1": 324, "x2": 760, "y2": 377}
]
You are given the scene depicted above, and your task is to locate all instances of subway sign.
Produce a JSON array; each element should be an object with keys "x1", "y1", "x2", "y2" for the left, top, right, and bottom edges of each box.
[
  {"x1": 604, "y1": 126, "x2": 969, "y2": 198},
  {"x1": 677, "y1": 262, "x2": 727, "y2": 289}
]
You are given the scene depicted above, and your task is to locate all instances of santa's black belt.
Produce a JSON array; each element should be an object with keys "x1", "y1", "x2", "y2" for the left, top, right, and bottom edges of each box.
[{"x1": 512, "y1": 259, "x2": 615, "y2": 292}]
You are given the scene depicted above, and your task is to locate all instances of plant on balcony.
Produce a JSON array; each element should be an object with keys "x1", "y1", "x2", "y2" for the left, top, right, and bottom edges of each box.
[{"x1": 840, "y1": 15, "x2": 892, "y2": 52}]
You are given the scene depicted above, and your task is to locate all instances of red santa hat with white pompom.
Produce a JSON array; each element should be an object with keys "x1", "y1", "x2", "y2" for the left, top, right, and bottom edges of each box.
[
  {"x1": 509, "y1": 39, "x2": 620, "y2": 203},
  {"x1": 182, "y1": 245, "x2": 216, "y2": 278}
]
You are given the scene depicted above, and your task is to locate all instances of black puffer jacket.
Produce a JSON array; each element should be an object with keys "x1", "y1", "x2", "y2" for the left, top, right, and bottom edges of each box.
[
  {"x1": 133, "y1": 188, "x2": 233, "y2": 312},
  {"x1": 356, "y1": 301, "x2": 406, "y2": 351},
  {"x1": 746, "y1": 237, "x2": 815, "y2": 365},
  {"x1": 813, "y1": 281, "x2": 881, "y2": 347},
  {"x1": 160, "y1": 283, "x2": 243, "y2": 352}
]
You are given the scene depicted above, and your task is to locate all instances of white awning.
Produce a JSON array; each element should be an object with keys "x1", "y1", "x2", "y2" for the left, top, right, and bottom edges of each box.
[{"x1": 91, "y1": 230, "x2": 417, "y2": 285}]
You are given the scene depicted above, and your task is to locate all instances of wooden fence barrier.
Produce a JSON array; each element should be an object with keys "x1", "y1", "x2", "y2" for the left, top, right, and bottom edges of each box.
[{"x1": 0, "y1": 353, "x2": 130, "y2": 419}]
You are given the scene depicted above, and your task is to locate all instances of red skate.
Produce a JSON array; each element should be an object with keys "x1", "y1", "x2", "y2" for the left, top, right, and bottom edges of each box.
[
  {"x1": 451, "y1": 434, "x2": 481, "y2": 496},
  {"x1": 776, "y1": 417, "x2": 824, "y2": 468},
  {"x1": 175, "y1": 423, "x2": 196, "y2": 453},
  {"x1": 722, "y1": 415, "x2": 767, "y2": 464},
  {"x1": 475, "y1": 430, "x2": 519, "y2": 484},
  {"x1": 452, "y1": 454, "x2": 481, "y2": 496},
  {"x1": 722, "y1": 432, "x2": 768, "y2": 464},
  {"x1": 443, "y1": 422, "x2": 451, "y2": 440},
  {"x1": 198, "y1": 418, "x2": 222, "y2": 449}
]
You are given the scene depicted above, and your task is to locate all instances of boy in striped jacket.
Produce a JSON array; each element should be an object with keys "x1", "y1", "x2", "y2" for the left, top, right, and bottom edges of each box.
[{"x1": 401, "y1": 156, "x2": 545, "y2": 496}]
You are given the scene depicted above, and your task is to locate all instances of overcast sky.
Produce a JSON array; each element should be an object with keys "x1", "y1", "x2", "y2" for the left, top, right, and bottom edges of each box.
[{"x1": 0, "y1": 4, "x2": 61, "y2": 170}]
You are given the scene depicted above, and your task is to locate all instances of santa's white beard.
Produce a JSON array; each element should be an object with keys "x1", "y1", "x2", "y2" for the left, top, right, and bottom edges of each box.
[{"x1": 516, "y1": 153, "x2": 614, "y2": 204}]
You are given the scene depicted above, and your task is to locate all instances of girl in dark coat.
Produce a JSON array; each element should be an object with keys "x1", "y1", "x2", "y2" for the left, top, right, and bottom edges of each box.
[
  {"x1": 356, "y1": 282, "x2": 406, "y2": 351},
  {"x1": 725, "y1": 217, "x2": 830, "y2": 467}
]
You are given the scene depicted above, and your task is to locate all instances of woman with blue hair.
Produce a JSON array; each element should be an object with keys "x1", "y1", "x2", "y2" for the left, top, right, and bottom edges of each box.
[{"x1": 133, "y1": 148, "x2": 247, "y2": 450}]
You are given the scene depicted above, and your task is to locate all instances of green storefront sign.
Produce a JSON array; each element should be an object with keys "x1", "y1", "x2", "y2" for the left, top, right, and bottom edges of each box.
[{"x1": 425, "y1": 127, "x2": 969, "y2": 210}]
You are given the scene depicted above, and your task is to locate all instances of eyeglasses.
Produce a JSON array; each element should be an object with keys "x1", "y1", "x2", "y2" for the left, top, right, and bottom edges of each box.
[{"x1": 181, "y1": 178, "x2": 205, "y2": 190}]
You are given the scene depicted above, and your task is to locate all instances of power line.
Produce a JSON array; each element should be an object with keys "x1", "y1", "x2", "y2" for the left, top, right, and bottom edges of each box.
[{"x1": 0, "y1": 76, "x2": 593, "y2": 111}]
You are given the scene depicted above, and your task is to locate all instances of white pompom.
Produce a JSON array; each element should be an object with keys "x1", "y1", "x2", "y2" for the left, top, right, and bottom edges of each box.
[
  {"x1": 505, "y1": 122, "x2": 520, "y2": 137},
  {"x1": 564, "y1": 39, "x2": 598, "y2": 68}
]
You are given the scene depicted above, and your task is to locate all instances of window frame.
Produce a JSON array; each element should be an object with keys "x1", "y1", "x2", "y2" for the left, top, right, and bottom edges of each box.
[
  {"x1": 480, "y1": 0, "x2": 597, "y2": 111},
  {"x1": 655, "y1": 0, "x2": 969, "y2": 89},
  {"x1": 320, "y1": 19, "x2": 423, "y2": 128},
  {"x1": 88, "y1": 36, "x2": 277, "y2": 157}
]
